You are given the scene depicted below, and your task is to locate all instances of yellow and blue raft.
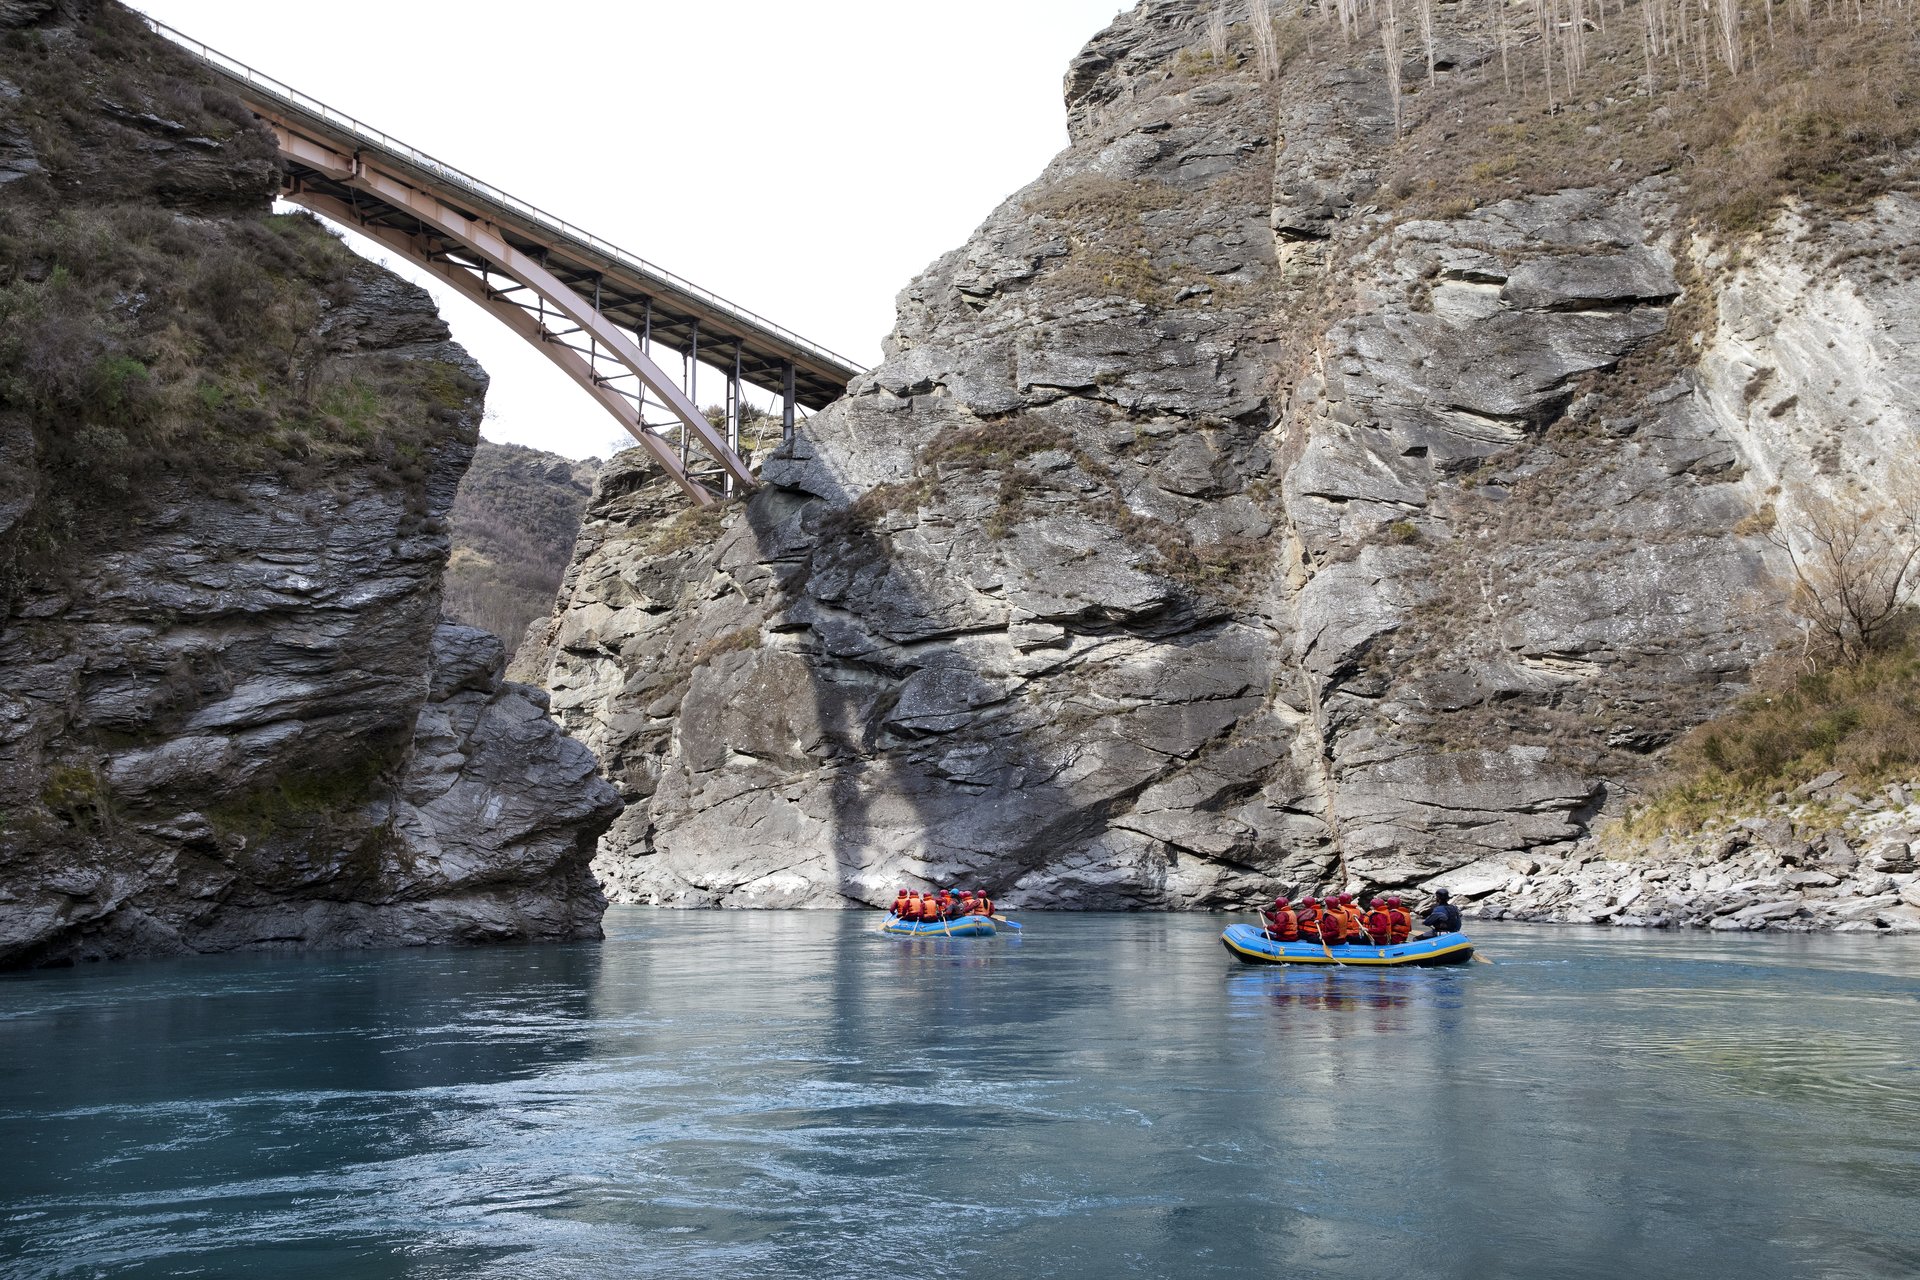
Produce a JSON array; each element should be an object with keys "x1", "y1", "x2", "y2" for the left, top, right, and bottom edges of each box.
[
  {"x1": 1221, "y1": 923, "x2": 1474, "y2": 967},
  {"x1": 881, "y1": 912, "x2": 998, "y2": 938}
]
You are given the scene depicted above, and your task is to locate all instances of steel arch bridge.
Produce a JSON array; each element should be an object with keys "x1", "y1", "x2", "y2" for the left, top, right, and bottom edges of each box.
[{"x1": 146, "y1": 19, "x2": 860, "y2": 507}]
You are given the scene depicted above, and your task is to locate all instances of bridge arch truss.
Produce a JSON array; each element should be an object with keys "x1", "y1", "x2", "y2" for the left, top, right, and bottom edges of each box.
[{"x1": 148, "y1": 19, "x2": 861, "y2": 507}]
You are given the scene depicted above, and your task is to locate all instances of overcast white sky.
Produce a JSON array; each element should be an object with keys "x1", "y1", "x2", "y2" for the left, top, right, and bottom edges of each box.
[{"x1": 135, "y1": 0, "x2": 1131, "y2": 459}]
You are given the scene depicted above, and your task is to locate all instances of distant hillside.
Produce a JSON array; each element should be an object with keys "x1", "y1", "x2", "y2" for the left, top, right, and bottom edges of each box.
[{"x1": 444, "y1": 441, "x2": 595, "y2": 648}]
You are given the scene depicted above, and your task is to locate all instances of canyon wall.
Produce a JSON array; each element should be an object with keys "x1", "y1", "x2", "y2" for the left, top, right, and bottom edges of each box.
[{"x1": 522, "y1": 1, "x2": 1916, "y2": 915}]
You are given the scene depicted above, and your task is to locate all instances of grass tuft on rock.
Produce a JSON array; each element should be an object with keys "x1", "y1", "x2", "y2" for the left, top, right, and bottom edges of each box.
[{"x1": 1624, "y1": 634, "x2": 1920, "y2": 834}]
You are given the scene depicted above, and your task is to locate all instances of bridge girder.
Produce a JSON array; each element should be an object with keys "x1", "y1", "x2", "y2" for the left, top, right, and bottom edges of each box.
[{"x1": 270, "y1": 119, "x2": 753, "y2": 506}]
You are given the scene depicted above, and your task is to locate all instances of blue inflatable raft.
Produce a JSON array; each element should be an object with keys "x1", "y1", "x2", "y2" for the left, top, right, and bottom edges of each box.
[
  {"x1": 882, "y1": 913, "x2": 997, "y2": 938},
  {"x1": 1221, "y1": 923, "x2": 1474, "y2": 967}
]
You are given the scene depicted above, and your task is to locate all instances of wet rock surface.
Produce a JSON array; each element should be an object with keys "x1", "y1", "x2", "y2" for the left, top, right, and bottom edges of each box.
[{"x1": 522, "y1": 1, "x2": 1916, "y2": 923}]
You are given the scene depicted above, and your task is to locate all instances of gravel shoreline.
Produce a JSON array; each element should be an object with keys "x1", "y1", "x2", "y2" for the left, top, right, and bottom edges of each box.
[{"x1": 1451, "y1": 776, "x2": 1920, "y2": 934}]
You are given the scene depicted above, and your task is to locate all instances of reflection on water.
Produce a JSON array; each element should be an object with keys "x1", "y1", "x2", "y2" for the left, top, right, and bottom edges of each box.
[{"x1": 2, "y1": 913, "x2": 1918, "y2": 1278}]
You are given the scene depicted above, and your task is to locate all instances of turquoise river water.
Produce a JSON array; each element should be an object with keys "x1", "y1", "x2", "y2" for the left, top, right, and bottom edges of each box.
[{"x1": 3, "y1": 910, "x2": 1919, "y2": 1278}]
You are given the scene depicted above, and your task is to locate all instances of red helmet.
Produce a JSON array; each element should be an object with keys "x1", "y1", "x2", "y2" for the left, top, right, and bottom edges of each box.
[
  {"x1": 1302, "y1": 896, "x2": 1318, "y2": 906},
  {"x1": 1338, "y1": 893, "x2": 1354, "y2": 903},
  {"x1": 1274, "y1": 896, "x2": 1291, "y2": 908}
]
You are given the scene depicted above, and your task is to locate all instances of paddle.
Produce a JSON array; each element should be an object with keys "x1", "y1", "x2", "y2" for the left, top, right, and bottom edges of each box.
[{"x1": 990, "y1": 914, "x2": 1022, "y2": 930}]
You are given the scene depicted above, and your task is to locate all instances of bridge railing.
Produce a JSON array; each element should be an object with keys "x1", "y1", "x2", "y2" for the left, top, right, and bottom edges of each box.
[{"x1": 141, "y1": 16, "x2": 862, "y2": 377}]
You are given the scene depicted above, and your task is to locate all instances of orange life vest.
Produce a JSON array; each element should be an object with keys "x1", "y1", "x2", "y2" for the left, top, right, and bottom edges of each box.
[
  {"x1": 1296, "y1": 906, "x2": 1326, "y2": 943},
  {"x1": 935, "y1": 891, "x2": 953, "y2": 915},
  {"x1": 891, "y1": 896, "x2": 909, "y2": 918},
  {"x1": 1263, "y1": 908, "x2": 1298, "y2": 942},
  {"x1": 1386, "y1": 907, "x2": 1412, "y2": 943},
  {"x1": 1317, "y1": 908, "x2": 1347, "y2": 945},
  {"x1": 1365, "y1": 908, "x2": 1393, "y2": 944},
  {"x1": 969, "y1": 895, "x2": 993, "y2": 916}
]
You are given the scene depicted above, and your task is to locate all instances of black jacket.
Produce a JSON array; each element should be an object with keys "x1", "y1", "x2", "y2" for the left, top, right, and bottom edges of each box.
[{"x1": 1423, "y1": 902, "x2": 1463, "y2": 934}]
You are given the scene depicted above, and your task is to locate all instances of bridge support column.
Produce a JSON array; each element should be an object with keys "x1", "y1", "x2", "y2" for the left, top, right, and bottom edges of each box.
[{"x1": 782, "y1": 362, "x2": 797, "y2": 444}]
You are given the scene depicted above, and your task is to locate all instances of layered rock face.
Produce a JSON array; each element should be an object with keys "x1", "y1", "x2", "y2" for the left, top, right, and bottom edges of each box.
[
  {"x1": 524, "y1": 0, "x2": 1916, "y2": 912},
  {"x1": 0, "y1": 1, "x2": 618, "y2": 966}
]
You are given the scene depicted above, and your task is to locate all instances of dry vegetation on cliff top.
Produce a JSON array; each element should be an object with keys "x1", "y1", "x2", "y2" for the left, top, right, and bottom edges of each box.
[
  {"x1": 0, "y1": 209, "x2": 478, "y2": 580},
  {"x1": 1188, "y1": 0, "x2": 1920, "y2": 236},
  {"x1": 1375, "y1": 2, "x2": 1920, "y2": 234},
  {"x1": 0, "y1": 2, "x2": 482, "y2": 610}
]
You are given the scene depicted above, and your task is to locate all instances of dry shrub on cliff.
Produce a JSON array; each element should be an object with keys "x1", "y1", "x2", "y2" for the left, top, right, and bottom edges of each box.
[
  {"x1": 921, "y1": 417, "x2": 1075, "y2": 471},
  {"x1": 1024, "y1": 174, "x2": 1186, "y2": 238},
  {"x1": 1622, "y1": 480, "x2": 1920, "y2": 829},
  {"x1": 1767, "y1": 483, "x2": 1920, "y2": 665}
]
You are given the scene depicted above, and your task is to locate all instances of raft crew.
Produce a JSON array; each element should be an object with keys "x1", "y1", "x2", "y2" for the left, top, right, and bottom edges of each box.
[
  {"x1": 1256, "y1": 890, "x2": 1455, "y2": 947},
  {"x1": 889, "y1": 888, "x2": 998, "y2": 922}
]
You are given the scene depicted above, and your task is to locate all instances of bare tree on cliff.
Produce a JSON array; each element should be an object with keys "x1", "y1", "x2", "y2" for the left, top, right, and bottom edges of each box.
[{"x1": 1767, "y1": 477, "x2": 1920, "y2": 665}]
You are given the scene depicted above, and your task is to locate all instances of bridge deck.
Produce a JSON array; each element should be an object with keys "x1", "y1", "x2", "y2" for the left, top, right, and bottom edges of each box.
[{"x1": 147, "y1": 20, "x2": 861, "y2": 413}]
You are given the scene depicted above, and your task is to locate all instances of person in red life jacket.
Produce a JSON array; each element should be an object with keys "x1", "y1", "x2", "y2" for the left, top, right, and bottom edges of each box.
[
  {"x1": 1385, "y1": 896, "x2": 1413, "y2": 944},
  {"x1": 969, "y1": 891, "x2": 994, "y2": 916},
  {"x1": 1295, "y1": 897, "x2": 1325, "y2": 943},
  {"x1": 1317, "y1": 897, "x2": 1348, "y2": 945},
  {"x1": 956, "y1": 891, "x2": 975, "y2": 916},
  {"x1": 1364, "y1": 897, "x2": 1393, "y2": 945},
  {"x1": 935, "y1": 889, "x2": 954, "y2": 917},
  {"x1": 1334, "y1": 892, "x2": 1365, "y2": 939},
  {"x1": 1261, "y1": 897, "x2": 1299, "y2": 943},
  {"x1": 891, "y1": 890, "x2": 910, "y2": 919}
]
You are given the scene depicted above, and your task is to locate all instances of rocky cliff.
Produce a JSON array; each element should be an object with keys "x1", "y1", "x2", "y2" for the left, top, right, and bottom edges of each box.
[
  {"x1": 445, "y1": 440, "x2": 596, "y2": 648},
  {"x1": 522, "y1": 0, "x2": 1917, "y2": 915},
  {"x1": 0, "y1": 1, "x2": 619, "y2": 966}
]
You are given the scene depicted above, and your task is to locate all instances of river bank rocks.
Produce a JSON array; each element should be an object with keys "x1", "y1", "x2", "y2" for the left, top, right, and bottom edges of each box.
[
  {"x1": 520, "y1": 0, "x2": 1917, "y2": 922},
  {"x1": 1457, "y1": 777, "x2": 1920, "y2": 933},
  {"x1": 0, "y1": 2, "x2": 620, "y2": 967}
]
